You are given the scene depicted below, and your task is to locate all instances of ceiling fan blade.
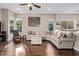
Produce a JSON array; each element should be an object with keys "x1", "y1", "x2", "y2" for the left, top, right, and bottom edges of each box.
[
  {"x1": 20, "y1": 3, "x2": 28, "y2": 5},
  {"x1": 32, "y1": 3, "x2": 41, "y2": 8},
  {"x1": 29, "y1": 6, "x2": 32, "y2": 10}
]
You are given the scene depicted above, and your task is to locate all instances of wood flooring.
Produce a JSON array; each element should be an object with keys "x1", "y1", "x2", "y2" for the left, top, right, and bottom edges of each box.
[{"x1": 0, "y1": 40, "x2": 79, "y2": 56}]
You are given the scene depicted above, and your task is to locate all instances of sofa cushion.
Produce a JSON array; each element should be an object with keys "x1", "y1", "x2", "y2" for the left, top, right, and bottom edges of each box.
[
  {"x1": 50, "y1": 36, "x2": 59, "y2": 41},
  {"x1": 67, "y1": 32, "x2": 74, "y2": 38},
  {"x1": 28, "y1": 31, "x2": 35, "y2": 35},
  {"x1": 39, "y1": 31, "x2": 46, "y2": 36},
  {"x1": 60, "y1": 38, "x2": 75, "y2": 42}
]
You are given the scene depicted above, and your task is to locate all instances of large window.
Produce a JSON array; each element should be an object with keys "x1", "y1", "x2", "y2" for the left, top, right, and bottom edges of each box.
[
  {"x1": 16, "y1": 19, "x2": 22, "y2": 32},
  {"x1": 61, "y1": 21, "x2": 74, "y2": 29},
  {"x1": 10, "y1": 20, "x2": 14, "y2": 33}
]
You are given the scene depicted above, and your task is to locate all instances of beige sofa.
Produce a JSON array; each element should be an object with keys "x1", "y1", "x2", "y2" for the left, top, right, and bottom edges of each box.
[
  {"x1": 27, "y1": 30, "x2": 75, "y2": 49},
  {"x1": 48, "y1": 30, "x2": 76, "y2": 49},
  {"x1": 43, "y1": 30, "x2": 75, "y2": 49}
]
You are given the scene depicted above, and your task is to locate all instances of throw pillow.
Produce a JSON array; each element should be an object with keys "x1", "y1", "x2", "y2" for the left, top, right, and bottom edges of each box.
[
  {"x1": 54, "y1": 30, "x2": 59, "y2": 36},
  {"x1": 57, "y1": 31, "x2": 64, "y2": 39},
  {"x1": 67, "y1": 32, "x2": 74, "y2": 38},
  {"x1": 61, "y1": 33, "x2": 67, "y2": 38}
]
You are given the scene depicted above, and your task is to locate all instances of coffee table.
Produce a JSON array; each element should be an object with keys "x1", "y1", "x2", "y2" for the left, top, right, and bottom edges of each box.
[{"x1": 31, "y1": 36, "x2": 42, "y2": 45}]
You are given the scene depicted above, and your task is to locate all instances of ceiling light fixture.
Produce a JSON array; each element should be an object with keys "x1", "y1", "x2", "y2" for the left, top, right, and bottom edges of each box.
[
  {"x1": 20, "y1": 3, "x2": 41, "y2": 11},
  {"x1": 28, "y1": 3, "x2": 32, "y2": 7}
]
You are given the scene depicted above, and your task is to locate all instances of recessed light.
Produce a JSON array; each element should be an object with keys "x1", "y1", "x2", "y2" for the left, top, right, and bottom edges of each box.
[
  {"x1": 48, "y1": 8, "x2": 51, "y2": 11},
  {"x1": 16, "y1": 8, "x2": 20, "y2": 11}
]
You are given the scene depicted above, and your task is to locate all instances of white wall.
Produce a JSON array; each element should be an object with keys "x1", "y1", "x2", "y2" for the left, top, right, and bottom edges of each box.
[
  {"x1": 0, "y1": 9, "x2": 16, "y2": 41},
  {"x1": 76, "y1": 15, "x2": 79, "y2": 30},
  {"x1": 8, "y1": 10, "x2": 16, "y2": 41},
  {"x1": 16, "y1": 14, "x2": 79, "y2": 33},
  {"x1": 0, "y1": 10, "x2": 2, "y2": 21},
  {"x1": 1, "y1": 9, "x2": 8, "y2": 32},
  {"x1": 0, "y1": 10, "x2": 2, "y2": 33},
  {"x1": 16, "y1": 14, "x2": 55, "y2": 35}
]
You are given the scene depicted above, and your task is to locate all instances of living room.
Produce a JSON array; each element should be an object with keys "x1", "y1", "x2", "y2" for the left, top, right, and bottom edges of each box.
[{"x1": 0, "y1": 3, "x2": 79, "y2": 56}]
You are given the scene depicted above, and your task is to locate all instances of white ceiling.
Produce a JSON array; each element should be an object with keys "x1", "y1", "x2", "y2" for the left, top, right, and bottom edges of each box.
[{"x1": 0, "y1": 3, "x2": 79, "y2": 14}]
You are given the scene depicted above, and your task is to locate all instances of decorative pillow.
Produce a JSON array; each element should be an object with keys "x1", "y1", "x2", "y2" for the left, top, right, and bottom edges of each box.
[
  {"x1": 40, "y1": 31, "x2": 46, "y2": 35},
  {"x1": 28, "y1": 31, "x2": 35, "y2": 35},
  {"x1": 61, "y1": 33, "x2": 67, "y2": 38},
  {"x1": 57, "y1": 31, "x2": 64, "y2": 39},
  {"x1": 54, "y1": 30, "x2": 59, "y2": 36},
  {"x1": 67, "y1": 32, "x2": 74, "y2": 38},
  {"x1": 46, "y1": 32, "x2": 52, "y2": 35},
  {"x1": 28, "y1": 31, "x2": 30, "y2": 35},
  {"x1": 32, "y1": 31, "x2": 35, "y2": 35},
  {"x1": 36, "y1": 31, "x2": 40, "y2": 35}
]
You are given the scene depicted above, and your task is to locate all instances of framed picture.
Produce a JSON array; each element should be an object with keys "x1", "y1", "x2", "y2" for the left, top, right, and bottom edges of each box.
[{"x1": 28, "y1": 17, "x2": 40, "y2": 27}]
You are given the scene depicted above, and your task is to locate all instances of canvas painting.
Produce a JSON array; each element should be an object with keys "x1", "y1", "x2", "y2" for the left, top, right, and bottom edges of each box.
[{"x1": 28, "y1": 17, "x2": 40, "y2": 27}]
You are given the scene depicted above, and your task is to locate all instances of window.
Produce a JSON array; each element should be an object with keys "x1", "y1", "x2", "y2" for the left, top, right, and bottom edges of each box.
[
  {"x1": 61, "y1": 21, "x2": 67, "y2": 29},
  {"x1": 10, "y1": 20, "x2": 14, "y2": 33},
  {"x1": 67, "y1": 21, "x2": 73, "y2": 29},
  {"x1": 61, "y1": 21, "x2": 74, "y2": 29},
  {"x1": 48, "y1": 21, "x2": 53, "y2": 31},
  {"x1": 16, "y1": 19, "x2": 22, "y2": 32}
]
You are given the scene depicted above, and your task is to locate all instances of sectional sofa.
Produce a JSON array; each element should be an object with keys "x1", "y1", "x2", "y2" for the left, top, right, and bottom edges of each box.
[
  {"x1": 43, "y1": 30, "x2": 76, "y2": 49},
  {"x1": 10, "y1": 30, "x2": 76, "y2": 49}
]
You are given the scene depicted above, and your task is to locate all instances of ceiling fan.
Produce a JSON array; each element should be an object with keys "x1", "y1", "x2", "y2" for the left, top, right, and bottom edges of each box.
[{"x1": 20, "y1": 3, "x2": 41, "y2": 10}]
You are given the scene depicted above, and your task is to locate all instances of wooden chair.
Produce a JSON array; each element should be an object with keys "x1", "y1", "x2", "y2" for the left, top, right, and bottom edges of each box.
[{"x1": 13, "y1": 30, "x2": 21, "y2": 43}]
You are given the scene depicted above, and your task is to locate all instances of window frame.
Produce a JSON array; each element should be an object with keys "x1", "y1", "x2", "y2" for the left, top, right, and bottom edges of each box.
[
  {"x1": 16, "y1": 18, "x2": 22, "y2": 32},
  {"x1": 61, "y1": 20, "x2": 75, "y2": 30}
]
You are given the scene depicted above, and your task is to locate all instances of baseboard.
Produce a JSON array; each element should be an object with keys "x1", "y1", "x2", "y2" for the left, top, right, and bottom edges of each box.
[{"x1": 73, "y1": 47, "x2": 79, "y2": 52}]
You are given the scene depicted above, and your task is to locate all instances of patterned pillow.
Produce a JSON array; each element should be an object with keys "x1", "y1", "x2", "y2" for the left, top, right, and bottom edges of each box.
[
  {"x1": 61, "y1": 33, "x2": 67, "y2": 38},
  {"x1": 57, "y1": 31, "x2": 64, "y2": 39}
]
